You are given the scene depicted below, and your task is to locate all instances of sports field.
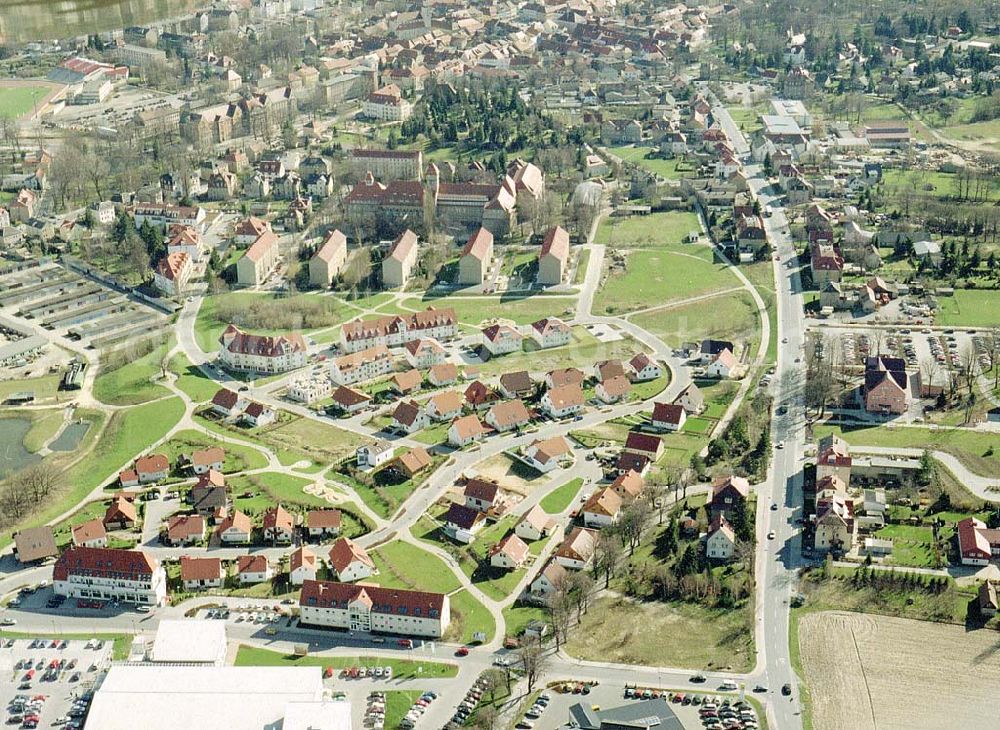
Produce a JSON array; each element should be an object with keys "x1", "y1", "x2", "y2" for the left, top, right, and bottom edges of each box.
[{"x1": 0, "y1": 83, "x2": 53, "y2": 119}]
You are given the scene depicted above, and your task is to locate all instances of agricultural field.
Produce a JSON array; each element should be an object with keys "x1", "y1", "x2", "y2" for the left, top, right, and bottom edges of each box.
[{"x1": 799, "y1": 611, "x2": 1000, "y2": 730}]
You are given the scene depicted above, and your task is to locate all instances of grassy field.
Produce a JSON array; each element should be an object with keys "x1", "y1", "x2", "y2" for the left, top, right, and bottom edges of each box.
[
  {"x1": 448, "y1": 589, "x2": 497, "y2": 644},
  {"x1": 880, "y1": 169, "x2": 974, "y2": 203},
  {"x1": 743, "y1": 261, "x2": 778, "y2": 365},
  {"x1": 565, "y1": 596, "x2": 754, "y2": 672},
  {"x1": 233, "y1": 645, "x2": 457, "y2": 678},
  {"x1": 573, "y1": 249, "x2": 591, "y2": 285},
  {"x1": 595, "y1": 211, "x2": 701, "y2": 248},
  {"x1": 940, "y1": 118, "x2": 1000, "y2": 153},
  {"x1": 0, "y1": 84, "x2": 51, "y2": 118},
  {"x1": 2, "y1": 398, "x2": 183, "y2": 550},
  {"x1": 502, "y1": 604, "x2": 550, "y2": 638},
  {"x1": 0, "y1": 374, "x2": 67, "y2": 404},
  {"x1": 813, "y1": 423, "x2": 1000, "y2": 478},
  {"x1": 933, "y1": 289, "x2": 1000, "y2": 327},
  {"x1": 169, "y1": 353, "x2": 221, "y2": 402},
  {"x1": 539, "y1": 477, "x2": 584, "y2": 514},
  {"x1": 631, "y1": 290, "x2": 757, "y2": 348},
  {"x1": 159, "y1": 429, "x2": 268, "y2": 474},
  {"x1": 400, "y1": 294, "x2": 577, "y2": 327},
  {"x1": 369, "y1": 541, "x2": 461, "y2": 594},
  {"x1": 197, "y1": 411, "x2": 369, "y2": 470},
  {"x1": 607, "y1": 146, "x2": 695, "y2": 181},
  {"x1": 93, "y1": 339, "x2": 174, "y2": 406}
]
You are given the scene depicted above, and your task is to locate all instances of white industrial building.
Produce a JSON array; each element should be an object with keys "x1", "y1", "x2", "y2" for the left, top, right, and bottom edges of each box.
[{"x1": 84, "y1": 666, "x2": 349, "y2": 730}]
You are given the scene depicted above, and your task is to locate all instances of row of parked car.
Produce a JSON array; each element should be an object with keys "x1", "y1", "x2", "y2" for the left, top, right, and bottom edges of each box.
[
  {"x1": 335, "y1": 665, "x2": 393, "y2": 680},
  {"x1": 699, "y1": 699, "x2": 759, "y2": 730},
  {"x1": 515, "y1": 692, "x2": 552, "y2": 728},
  {"x1": 398, "y1": 691, "x2": 437, "y2": 729},
  {"x1": 364, "y1": 691, "x2": 387, "y2": 729},
  {"x1": 446, "y1": 674, "x2": 493, "y2": 727}
]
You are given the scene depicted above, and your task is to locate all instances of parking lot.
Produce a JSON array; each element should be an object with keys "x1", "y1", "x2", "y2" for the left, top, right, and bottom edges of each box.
[
  {"x1": 1, "y1": 637, "x2": 108, "y2": 729},
  {"x1": 505, "y1": 681, "x2": 762, "y2": 730}
]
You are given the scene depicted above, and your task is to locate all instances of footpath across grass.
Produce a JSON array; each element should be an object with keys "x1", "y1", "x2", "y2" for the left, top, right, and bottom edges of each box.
[{"x1": 234, "y1": 645, "x2": 457, "y2": 678}]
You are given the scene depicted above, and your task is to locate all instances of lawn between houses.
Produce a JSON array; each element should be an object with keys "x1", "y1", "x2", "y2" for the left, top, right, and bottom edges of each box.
[
  {"x1": 399, "y1": 293, "x2": 577, "y2": 328},
  {"x1": 367, "y1": 540, "x2": 496, "y2": 643},
  {"x1": 92, "y1": 336, "x2": 174, "y2": 406},
  {"x1": 233, "y1": 645, "x2": 457, "y2": 678},
  {"x1": 195, "y1": 409, "x2": 369, "y2": 470}
]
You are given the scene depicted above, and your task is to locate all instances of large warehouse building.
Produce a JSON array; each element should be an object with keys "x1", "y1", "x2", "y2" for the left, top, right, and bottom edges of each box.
[{"x1": 84, "y1": 666, "x2": 350, "y2": 730}]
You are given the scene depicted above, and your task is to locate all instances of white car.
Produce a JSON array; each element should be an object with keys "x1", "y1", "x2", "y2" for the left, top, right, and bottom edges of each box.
[
  {"x1": 776, "y1": 441, "x2": 784, "y2": 449},
  {"x1": 768, "y1": 531, "x2": 776, "y2": 540},
  {"x1": 0, "y1": 617, "x2": 16, "y2": 626}
]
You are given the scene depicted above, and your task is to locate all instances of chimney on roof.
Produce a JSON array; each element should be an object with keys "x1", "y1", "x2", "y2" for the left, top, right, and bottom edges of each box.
[{"x1": 365, "y1": 171, "x2": 375, "y2": 186}]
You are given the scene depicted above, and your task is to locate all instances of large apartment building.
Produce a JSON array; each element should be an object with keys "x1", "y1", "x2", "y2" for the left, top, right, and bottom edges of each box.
[
  {"x1": 53, "y1": 546, "x2": 168, "y2": 606},
  {"x1": 299, "y1": 579, "x2": 449, "y2": 638},
  {"x1": 339, "y1": 308, "x2": 458, "y2": 353},
  {"x1": 308, "y1": 229, "x2": 348, "y2": 288},
  {"x1": 349, "y1": 149, "x2": 423, "y2": 181},
  {"x1": 218, "y1": 325, "x2": 307, "y2": 374},
  {"x1": 236, "y1": 230, "x2": 280, "y2": 287}
]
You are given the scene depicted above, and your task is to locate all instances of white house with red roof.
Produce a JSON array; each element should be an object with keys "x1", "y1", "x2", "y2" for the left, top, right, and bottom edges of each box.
[
  {"x1": 180, "y1": 556, "x2": 224, "y2": 591},
  {"x1": 957, "y1": 518, "x2": 1000, "y2": 566},
  {"x1": 529, "y1": 317, "x2": 572, "y2": 349},
  {"x1": 651, "y1": 402, "x2": 686, "y2": 432},
  {"x1": 308, "y1": 229, "x2": 347, "y2": 287},
  {"x1": 481, "y1": 324, "x2": 523, "y2": 356},
  {"x1": 489, "y1": 533, "x2": 530, "y2": 570},
  {"x1": 404, "y1": 338, "x2": 447, "y2": 369},
  {"x1": 214, "y1": 510, "x2": 252, "y2": 543},
  {"x1": 627, "y1": 353, "x2": 662, "y2": 382},
  {"x1": 210, "y1": 388, "x2": 248, "y2": 418},
  {"x1": 448, "y1": 414, "x2": 487, "y2": 447},
  {"x1": 326, "y1": 537, "x2": 377, "y2": 582},
  {"x1": 237, "y1": 554, "x2": 272, "y2": 584},
  {"x1": 236, "y1": 230, "x2": 281, "y2": 287},
  {"x1": 339, "y1": 308, "x2": 458, "y2": 353},
  {"x1": 262, "y1": 505, "x2": 294, "y2": 544},
  {"x1": 290, "y1": 546, "x2": 318, "y2": 586},
  {"x1": 135, "y1": 454, "x2": 169, "y2": 484},
  {"x1": 705, "y1": 348, "x2": 738, "y2": 379},
  {"x1": 299, "y1": 580, "x2": 449, "y2": 637},
  {"x1": 218, "y1": 325, "x2": 307, "y2": 374},
  {"x1": 382, "y1": 229, "x2": 419, "y2": 289},
  {"x1": 541, "y1": 383, "x2": 584, "y2": 419},
  {"x1": 153, "y1": 251, "x2": 192, "y2": 296},
  {"x1": 54, "y1": 546, "x2": 167, "y2": 606}
]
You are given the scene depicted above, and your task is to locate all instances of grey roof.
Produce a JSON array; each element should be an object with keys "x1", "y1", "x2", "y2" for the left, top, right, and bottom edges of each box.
[{"x1": 568, "y1": 699, "x2": 684, "y2": 730}]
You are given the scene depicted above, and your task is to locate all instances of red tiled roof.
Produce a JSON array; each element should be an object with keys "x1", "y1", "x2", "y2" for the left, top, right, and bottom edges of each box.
[
  {"x1": 54, "y1": 546, "x2": 157, "y2": 582},
  {"x1": 327, "y1": 537, "x2": 375, "y2": 574},
  {"x1": 299, "y1": 579, "x2": 446, "y2": 617},
  {"x1": 180, "y1": 556, "x2": 223, "y2": 582}
]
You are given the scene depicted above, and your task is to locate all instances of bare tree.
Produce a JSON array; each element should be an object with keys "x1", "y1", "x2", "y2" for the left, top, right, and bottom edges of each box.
[
  {"x1": 565, "y1": 570, "x2": 595, "y2": 622},
  {"x1": 593, "y1": 528, "x2": 621, "y2": 588},
  {"x1": 619, "y1": 502, "x2": 649, "y2": 555},
  {"x1": 518, "y1": 636, "x2": 549, "y2": 694}
]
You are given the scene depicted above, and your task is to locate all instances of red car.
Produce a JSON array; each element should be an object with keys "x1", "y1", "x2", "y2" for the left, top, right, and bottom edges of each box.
[
  {"x1": 455, "y1": 647, "x2": 469, "y2": 657},
  {"x1": 397, "y1": 638, "x2": 413, "y2": 648},
  {"x1": 323, "y1": 667, "x2": 334, "y2": 678}
]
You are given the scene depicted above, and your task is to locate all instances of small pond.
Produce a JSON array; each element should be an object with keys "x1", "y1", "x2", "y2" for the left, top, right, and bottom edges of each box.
[{"x1": 50, "y1": 420, "x2": 92, "y2": 452}]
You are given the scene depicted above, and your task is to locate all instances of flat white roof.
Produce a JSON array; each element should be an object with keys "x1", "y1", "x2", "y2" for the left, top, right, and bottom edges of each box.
[
  {"x1": 283, "y1": 700, "x2": 352, "y2": 730},
  {"x1": 84, "y1": 666, "x2": 324, "y2": 730},
  {"x1": 150, "y1": 619, "x2": 227, "y2": 664}
]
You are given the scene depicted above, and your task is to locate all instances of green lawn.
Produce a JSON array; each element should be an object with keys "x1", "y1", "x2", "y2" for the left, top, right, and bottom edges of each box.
[
  {"x1": 0, "y1": 374, "x2": 64, "y2": 404},
  {"x1": 934, "y1": 289, "x2": 1000, "y2": 327},
  {"x1": 573, "y1": 249, "x2": 591, "y2": 284},
  {"x1": 233, "y1": 645, "x2": 457, "y2": 678},
  {"x1": 369, "y1": 541, "x2": 462, "y2": 594},
  {"x1": 2, "y1": 398, "x2": 183, "y2": 550},
  {"x1": 595, "y1": 211, "x2": 701, "y2": 248},
  {"x1": 0, "y1": 85, "x2": 51, "y2": 119},
  {"x1": 158, "y1": 429, "x2": 268, "y2": 474},
  {"x1": 941, "y1": 118, "x2": 1000, "y2": 153},
  {"x1": 93, "y1": 338, "x2": 173, "y2": 406},
  {"x1": 447, "y1": 589, "x2": 497, "y2": 644},
  {"x1": 743, "y1": 261, "x2": 778, "y2": 366},
  {"x1": 608, "y1": 146, "x2": 696, "y2": 181},
  {"x1": 813, "y1": 423, "x2": 1000, "y2": 478},
  {"x1": 539, "y1": 477, "x2": 584, "y2": 514},
  {"x1": 196, "y1": 410, "x2": 369, "y2": 471},
  {"x1": 385, "y1": 691, "x2": 425, "y2": 729},
  {"x1": 502, "y1": 604, "x2": 550, "y2": 638},
  {"x1": 399, "y1": 294, "x2": 577, "y2": 328},
  {"x1": 194, "y1": 292, "x2": 387, "y2": 353},
  {"x1": 411, "y1": 420, "x2": 451, "y2": 446},
  {"x1": 169, "y1": 353, "x2": 221, "y2": 402}
]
